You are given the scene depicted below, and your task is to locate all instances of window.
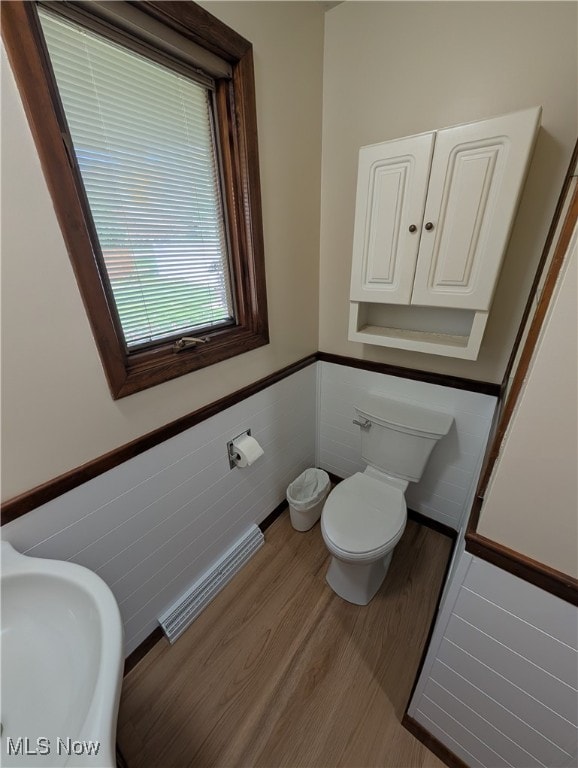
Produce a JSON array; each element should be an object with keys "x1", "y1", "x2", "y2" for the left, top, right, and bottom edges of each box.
[{"x1": 2, "y1": 1, "x2": 268, "y2": 398}]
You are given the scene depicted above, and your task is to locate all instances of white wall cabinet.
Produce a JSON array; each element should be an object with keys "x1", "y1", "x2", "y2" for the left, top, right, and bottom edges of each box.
[{"x1": 349, "y1": 107, "x2": 541, "y2": 359}]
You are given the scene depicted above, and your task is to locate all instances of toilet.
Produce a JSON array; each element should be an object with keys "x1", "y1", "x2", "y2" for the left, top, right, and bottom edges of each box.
[{"x1": 321, "y1": 393, "x2": 453, "y2": 605}]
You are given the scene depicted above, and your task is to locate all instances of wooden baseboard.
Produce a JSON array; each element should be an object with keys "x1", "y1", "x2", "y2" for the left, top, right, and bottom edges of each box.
[
  {"x1": 324, "y1": 470, "x2": 344, "y2": 487},
  {"x1": 407, "y1": 508, "x2": 456, "y2": 540},
  {"x1": 402, "y1": 713, "x2": 469, "y2": 768},
  {"x1": 259, "y1": 499, "x2": 288, "y2": 532},
  {"x1": 115, "y1": 743, "x2": 129, "y2": 768},
  {"x1": 124, "y1": 626, "x2": 164, "y2": 677}
]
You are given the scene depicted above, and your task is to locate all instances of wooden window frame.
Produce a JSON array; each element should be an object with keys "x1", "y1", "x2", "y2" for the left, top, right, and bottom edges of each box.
[{"x1": 1, "y1": 0, "x2": 269, "y2": 399}]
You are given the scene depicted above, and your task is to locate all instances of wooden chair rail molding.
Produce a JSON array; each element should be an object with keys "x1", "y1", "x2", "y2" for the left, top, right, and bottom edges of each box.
[
  {"x1": 0, "y1": 355, "x2": 315, "y2": 525},
  {"x1": 466, "y1": 526, "x2": 578, "y2": 607},
  {"x1": 465, "y1": 140, "x2": 578, "y2": 607},
  {"x1": 316, "y1": 352, "x2": 500, "y2": 396},
  {"x1": 478, "y1": 140, "x2": 578, "y2": 497},
  {"x1": 0, "y1": 353, "x2": 498, "y2": 525}
]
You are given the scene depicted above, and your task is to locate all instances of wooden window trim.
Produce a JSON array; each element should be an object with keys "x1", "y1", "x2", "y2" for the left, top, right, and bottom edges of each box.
[
  {"x1": 1, "y1": 0, "x2": 269, "y2": 399},
  {"x1": 476, "y1": 141, "x2": 578, "y2": 498}
]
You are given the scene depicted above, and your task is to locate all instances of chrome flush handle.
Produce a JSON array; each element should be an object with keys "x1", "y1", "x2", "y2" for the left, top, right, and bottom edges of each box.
[{"x1": 352, "y1": 418, "x2": 371, "y2": 430}]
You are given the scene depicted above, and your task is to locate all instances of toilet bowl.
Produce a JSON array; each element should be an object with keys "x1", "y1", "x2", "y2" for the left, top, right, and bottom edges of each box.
[
  {"x1": 320, "y1": 393, "x2": 453, "y2": 605},
  {"x1": 321, "y1": 470, "x2": 407, "y2": 605}
]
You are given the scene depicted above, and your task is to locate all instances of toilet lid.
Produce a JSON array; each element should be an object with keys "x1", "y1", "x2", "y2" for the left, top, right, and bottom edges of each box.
[{"x1": 323, "y1": 473, "x2": 406, "y2": 555}]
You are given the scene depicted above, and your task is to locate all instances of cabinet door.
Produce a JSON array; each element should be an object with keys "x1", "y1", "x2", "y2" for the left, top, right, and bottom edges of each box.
[
  {"x1": 350, "y1": 133, "x2": 435, "y2": 304},
  {"x1": 411, "y1": 107, "x2": 541, "y2": 310}
]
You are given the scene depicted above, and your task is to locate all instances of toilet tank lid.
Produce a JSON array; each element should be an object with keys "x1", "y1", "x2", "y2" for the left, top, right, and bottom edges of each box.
[{"x1": 356, "y1": 394, "x2": 453, "y2": 437}]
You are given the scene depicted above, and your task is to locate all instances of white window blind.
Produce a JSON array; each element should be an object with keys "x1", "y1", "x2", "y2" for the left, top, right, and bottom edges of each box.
[{"x1": 38, "y1": 8, "x2": 234, "y2": 350}]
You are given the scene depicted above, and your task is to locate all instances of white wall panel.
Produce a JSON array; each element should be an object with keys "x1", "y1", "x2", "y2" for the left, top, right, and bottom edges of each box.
[
  {"x1": 430, "y1": 661, "x2": 574, "y2": 766},
  {"x1": 422, "y1": 678, "x2": 541, "y2": 768},
  {"x1": 464, "y1": 558, "x2": 578, "y2": 649},
  {"x1": 2, "y1": 364, "x2": 317, "y2": 655},
  {"x1": 417, "y1": 695, "x2": 511, "y2": 768},
  {"x1": 318, "y1": 362, "x2": 497, "y2": 529},
  {"x1": 409, "y1": 554, "x2": 578, "y2": 767},
  {"x1": 445, "y1": 616, "x2": 577, "y2": 724},
  {"x1": 454, "y1": 589, "x2": 577, "y2": 686},
  {"x1": 435, "y1": 640, "x2": 577, "y2": 752}
]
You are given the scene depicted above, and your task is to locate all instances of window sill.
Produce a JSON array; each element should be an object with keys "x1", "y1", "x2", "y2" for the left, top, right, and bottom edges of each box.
[{"x1": 113, "y1": 324, "x2": 269, "y2": 398}]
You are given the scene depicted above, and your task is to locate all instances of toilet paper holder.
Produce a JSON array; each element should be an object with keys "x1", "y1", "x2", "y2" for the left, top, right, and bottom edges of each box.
[{"x1": 227, "y1": 429, "x2": 252, "y2": 469}]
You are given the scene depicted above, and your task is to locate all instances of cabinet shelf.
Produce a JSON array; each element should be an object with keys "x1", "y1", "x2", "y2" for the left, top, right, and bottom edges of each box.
[{"x1": 349, "y1": 302, "x2": 488, "y2": 359}]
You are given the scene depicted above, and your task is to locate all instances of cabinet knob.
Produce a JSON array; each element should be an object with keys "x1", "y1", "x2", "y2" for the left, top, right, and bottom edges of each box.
[
  {"x1": 408, "y1": 224, "x2": 417, "y2": 233},
  {"x1": 424, "y1": 222, "x2": 434, "y2": 231}
]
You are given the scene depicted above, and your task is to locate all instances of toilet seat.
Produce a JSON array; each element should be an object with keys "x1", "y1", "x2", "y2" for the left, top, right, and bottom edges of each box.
[{"x1": 321, "y1": 473, "x2": 406, "y2": 562}]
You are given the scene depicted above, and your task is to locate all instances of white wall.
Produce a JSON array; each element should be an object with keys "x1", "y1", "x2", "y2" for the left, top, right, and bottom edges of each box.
[
  {"x1": 2, "y1": 364, "x2": 317, "y2": 655},
  {"x1": 1, "y1": 0, "x2": 325, "y2": 500},
  {"x1": 478, "y1": 220, "x2": 578, "y2": 577},
  {"x1": 319, "y1": 1, "x2": 577, "y2": 383},
  {"x1": 317, "y1": 362, "x2": 497, "y2": 530},
  {"x1": 409, "y1": 553, "x2": 578, "y2": 768}
]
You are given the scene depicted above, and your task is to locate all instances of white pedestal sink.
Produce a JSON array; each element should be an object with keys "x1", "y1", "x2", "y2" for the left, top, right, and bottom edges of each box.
[{"x1": 1, "y1": 541, "x2": 124, "y2": 767}]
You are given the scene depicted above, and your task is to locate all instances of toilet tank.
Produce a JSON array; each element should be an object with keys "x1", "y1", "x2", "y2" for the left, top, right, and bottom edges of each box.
[{"x1": 355, "y1": 394, "x2": 453, "y2": 483}]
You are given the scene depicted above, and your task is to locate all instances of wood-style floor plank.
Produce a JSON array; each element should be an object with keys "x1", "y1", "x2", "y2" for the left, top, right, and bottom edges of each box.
[{"x1": 118, "y1": 511, "x2": 452, "y2": 768}]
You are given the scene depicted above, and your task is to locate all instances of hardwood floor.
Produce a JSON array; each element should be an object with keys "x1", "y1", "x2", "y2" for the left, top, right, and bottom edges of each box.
[{"x1": 118, "y1": 511, "x2": 452, "y2": 768}]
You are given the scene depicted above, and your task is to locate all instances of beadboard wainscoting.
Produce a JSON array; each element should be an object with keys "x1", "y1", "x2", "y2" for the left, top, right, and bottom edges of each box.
[
  {"x1": 408, "y1": 554, "x2": 578, "y2": 768},
  {"x1": 317, "y1": 362, "x2": 497, "y2": 531},
  {"x1": 2, "y1": 365, "x2": 317, "y2": 655}
]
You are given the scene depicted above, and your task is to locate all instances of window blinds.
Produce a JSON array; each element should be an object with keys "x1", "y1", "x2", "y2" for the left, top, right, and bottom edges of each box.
[{"x1": 39, "y1": 8, "x2": 234, "y2": 350}]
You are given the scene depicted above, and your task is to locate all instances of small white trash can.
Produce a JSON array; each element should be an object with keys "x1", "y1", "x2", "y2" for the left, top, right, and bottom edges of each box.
[{"x1": 287, "y1": 468, "x2": 331, "y2": 532}]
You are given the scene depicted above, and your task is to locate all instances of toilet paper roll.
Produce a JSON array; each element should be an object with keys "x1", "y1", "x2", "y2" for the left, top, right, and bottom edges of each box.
[{"x1": 232, "y1": 434, "x2": 264, "y2": 467}]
